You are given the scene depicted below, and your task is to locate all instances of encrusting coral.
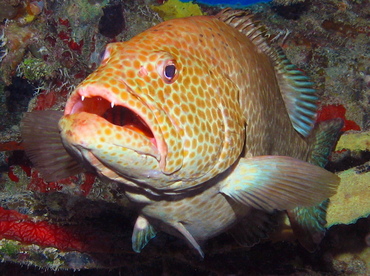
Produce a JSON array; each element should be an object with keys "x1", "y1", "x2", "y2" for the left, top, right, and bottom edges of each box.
[
  {"x1": 150, "y1": 0, "x2": 203, "y2": 21},
  {"x1": 272, "y1": 0, "x2": 306, "y2": 5},
  {"x1": 325, "y1": 130, "x2": 370, "y2": 226},
  {"x1": 327, "y1": 166, "x2": 370, "y2": 226},
  {"x1": 335, "y1": 130, "x2": 370, "y2": 152}
]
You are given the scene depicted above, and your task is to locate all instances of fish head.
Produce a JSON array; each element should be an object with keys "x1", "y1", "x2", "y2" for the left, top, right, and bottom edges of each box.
[{"x1": 59, "y1": 17, "x2": 245, "y2": 194}]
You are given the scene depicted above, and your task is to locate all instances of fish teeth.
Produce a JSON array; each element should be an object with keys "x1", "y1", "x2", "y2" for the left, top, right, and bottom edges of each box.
[
  {"x1": 111, "y1": 102, "x2": 115, "y2": 108},
  {"x1": 81, "y1": 96, "x2": 85, "y2": 101}
]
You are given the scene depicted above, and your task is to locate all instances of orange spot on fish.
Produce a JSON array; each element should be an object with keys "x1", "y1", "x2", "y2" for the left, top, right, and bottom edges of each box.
[
  {"x1": 104, "y1": 128, "x2": 112, "y2": 136},
  {"x1": 126, "y1": 69, "x2": 135, "y2": 79}
]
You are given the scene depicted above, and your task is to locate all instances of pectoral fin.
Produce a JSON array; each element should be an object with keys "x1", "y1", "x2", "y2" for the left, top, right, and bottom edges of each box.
[
  {"x1": 220, "y1": 156, "x2": 339, "y2": 212},
  {"x1": 21, "y1": 110, "x2": 84, "y2": 181},
  {"x1": 132, "y1": 216, "x2": 157, "y2": 253}
]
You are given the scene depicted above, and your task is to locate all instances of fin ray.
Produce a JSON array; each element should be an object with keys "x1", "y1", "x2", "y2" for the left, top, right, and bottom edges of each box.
[
  {"x1": 132, "y1": 216, "x2": 157, "y2": 253},
  {"x1": 173, "y1": 222, "x2": 204, "y2": 258},
  {"x1": 274, "y1": 48, "x2": 318, "y2": 137},
  {"x1": 21, "y1": 110, "x2": 84, "y2": 181},
  {"x1": 287, "y1": 200, "x2": 329, "y2": 252},
  {"x1": 307, "y1": 118, "x2": 344, "y2": 167},
  {"x1": 220, "y1": 156, "x2": 339, "y2": 212},
  {"x1": 287, "y1": 118, "x2": 343, "y2": 251},
  {"x1": 218, "y1": 9, "x2": 318, "y2": 137}
]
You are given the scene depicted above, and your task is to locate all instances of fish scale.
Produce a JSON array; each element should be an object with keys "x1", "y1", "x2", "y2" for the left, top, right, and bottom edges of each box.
[{"x1": 21, "y1": 9, "x2": 343, "y2": 257}]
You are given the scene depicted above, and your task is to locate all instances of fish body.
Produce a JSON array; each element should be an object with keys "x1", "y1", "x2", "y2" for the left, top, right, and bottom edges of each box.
[{"x1": 22, "y1": 10, "x2": 342, "y2": 257}]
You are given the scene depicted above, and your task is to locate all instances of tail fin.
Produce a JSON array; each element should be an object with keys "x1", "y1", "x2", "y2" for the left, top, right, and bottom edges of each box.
[
  {"x1": 287, "y1": 118, "x2": 343, "y2": 251},
  {"x1": 307, "y1": 118, "x2": 344, "y2": 167}
]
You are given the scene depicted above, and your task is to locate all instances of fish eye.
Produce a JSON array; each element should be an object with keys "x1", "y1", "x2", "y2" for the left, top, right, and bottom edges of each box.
[
  {"x1": 159, "y1": 59, "x2": 178, "y2": 84},
  {"x1": 164, "y1": 64, "x2": 176, "y2": 80}
]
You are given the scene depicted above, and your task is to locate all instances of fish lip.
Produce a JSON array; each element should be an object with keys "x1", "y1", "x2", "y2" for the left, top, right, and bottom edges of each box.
[{"x1": 64, "y1": 84, "x2": 161, "y2": 157}]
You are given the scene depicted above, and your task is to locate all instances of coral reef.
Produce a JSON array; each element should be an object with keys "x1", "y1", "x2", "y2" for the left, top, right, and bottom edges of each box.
[
  {"x1": 336, "y1": 130, "x2": 370, "y2": 152},
  {"x1": 317, "y1": 104, "x2": 361, "y2": 132},
  {"x1": 0, "y1": 0, "x2": 369, "y2": 274},
  {"x1": 0, "y1": 22, "x2": 39, "y2": 85},
  {"x1": 151, "y1": 0, "x2": 203, "y2": 20},
  {"x1": 0, "y1": 0, "x2": 162, "y2": 146},
  {"x1": 327, "y1": 165, "x2": 370, "y2": 226},
  {"x1": 98, "y1": 2, "x2": 125, "y2": 38},
  {"x1": 272, "y1": 0, "x2": 305, "y2": 5},
  {"x1": 256, "y1": 0, "x2": 370, "y2": 130},
  {"x1": 180, "y1": 0, "x2": 269, "y2": 8}
]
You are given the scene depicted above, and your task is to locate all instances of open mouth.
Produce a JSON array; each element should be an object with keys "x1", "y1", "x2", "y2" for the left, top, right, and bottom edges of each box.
[{"x1": 69, "y1": 96, "x2": 155, "y2": 142}]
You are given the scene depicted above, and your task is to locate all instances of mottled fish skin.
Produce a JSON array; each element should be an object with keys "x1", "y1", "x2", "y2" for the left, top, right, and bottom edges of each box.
[
  {"x1": 60, "y1": 13, "x2": 307, "y2": 193},
  {"x1": 23, "y1": 10, "x2": 341, "y2": 257},
  {"x1": 60, "y1": 14, "x2": 249, "y2": 193}
]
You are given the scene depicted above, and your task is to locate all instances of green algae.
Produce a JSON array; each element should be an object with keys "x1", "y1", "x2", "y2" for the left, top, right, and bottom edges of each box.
[
  {"x1": 17, "y1": 58, "x2": 49, "y2": 81},
  {"x1": 0, "y1": 240, "x2": 21, "y2": 257}
]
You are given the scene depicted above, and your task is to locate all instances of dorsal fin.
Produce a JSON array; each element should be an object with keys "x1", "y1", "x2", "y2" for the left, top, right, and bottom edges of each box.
[
  {"x1": 217, "y1": 9, "x2": 273, "y2": 57},
  {"x1": 217, "y1": 9, "x2": 318, "y2": 137},
  {"x1": 273, "y1": 49, "x2": 318, "y2": 137}
]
